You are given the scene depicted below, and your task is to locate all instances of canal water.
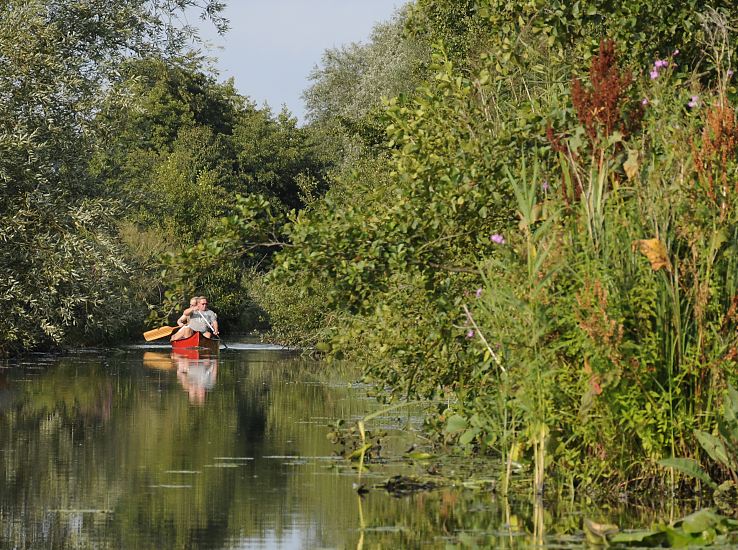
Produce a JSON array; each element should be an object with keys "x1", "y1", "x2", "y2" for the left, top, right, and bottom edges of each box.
[{"x1": 0, "y1": 342, "x2": 705, "y2": 548}]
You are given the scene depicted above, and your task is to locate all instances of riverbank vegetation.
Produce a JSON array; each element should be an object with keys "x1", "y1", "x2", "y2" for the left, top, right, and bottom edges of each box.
[
  {"x1": 263, "y1": 0, "x2": 738, "y2": 496},
  {"x1": 5, "y1": 0, "x2": 738, "y2": 498}
]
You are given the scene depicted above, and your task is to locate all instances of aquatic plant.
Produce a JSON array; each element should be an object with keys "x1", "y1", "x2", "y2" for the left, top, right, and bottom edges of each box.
[{"x1": 661, "y1": 384, "x2": 738, "y2": 511}]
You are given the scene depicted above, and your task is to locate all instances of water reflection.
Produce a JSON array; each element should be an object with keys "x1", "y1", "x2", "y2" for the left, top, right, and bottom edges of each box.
[
  {"x1": 0, "y1": 347, "x2": 711, "y2": 549},
  {"x1": 143, "y1": 350, "x2": 220, "y2": 406},
  {"x1": 175, "y1": 356, "x2": 218, "y2": 406}
]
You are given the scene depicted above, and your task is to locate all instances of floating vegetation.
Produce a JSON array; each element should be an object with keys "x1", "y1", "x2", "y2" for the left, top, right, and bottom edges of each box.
[
  {"x1": 376, "y1": 475, "x2": 438, "y2": 497},
  {"x1": 584, "y1": 509, "x2": 738, "y2": 547}
]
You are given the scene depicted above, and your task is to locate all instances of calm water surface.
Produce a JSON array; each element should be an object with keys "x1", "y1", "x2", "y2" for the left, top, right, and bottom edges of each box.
[{"x1": 0, "y1": 342, "x2": 702, "y2": 549}]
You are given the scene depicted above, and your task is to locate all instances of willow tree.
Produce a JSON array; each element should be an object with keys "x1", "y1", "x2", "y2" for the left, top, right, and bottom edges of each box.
[{"x1": 0, "y1": 0, "x2": 226, "y2": 353}]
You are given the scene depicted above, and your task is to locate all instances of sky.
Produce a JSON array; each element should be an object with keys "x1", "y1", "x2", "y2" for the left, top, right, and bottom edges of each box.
[{"x1": 190, "y1": 0, "x2": 407, "y2": 123}]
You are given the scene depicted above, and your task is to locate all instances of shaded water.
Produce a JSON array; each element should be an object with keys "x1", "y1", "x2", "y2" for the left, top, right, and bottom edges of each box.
[{"x1": 0, "y1": 343, "x2": 704, "y2": 548}]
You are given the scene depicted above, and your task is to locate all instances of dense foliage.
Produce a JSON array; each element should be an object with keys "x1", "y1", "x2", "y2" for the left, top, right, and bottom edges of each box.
[
  {"x1": 262, "y1": 0, "x2": 738, "y2": 495},
  {"x1": 94, "y1": 54, "x2": 330, "y2": 326}
]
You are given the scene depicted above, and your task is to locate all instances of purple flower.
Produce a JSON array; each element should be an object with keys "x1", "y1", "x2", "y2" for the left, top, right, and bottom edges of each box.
[
  {"x1": 650, "y1": 69, "x2": 660, "y2": 80},
  {"x1": 672, "y1": 49, "x2": 680, "y2": 56},
  {"x1": 475, "y1": 288, "x2": 483, "y2": 298},
  {"x1": 490, "y1": 234, "x2": 505, "y2": 245},
  {"x1": 728, "y1": 69, "x2": 734, "y2": 77},
  {"x1": 654, "y1": 59, "x2": 668, "y2": 69},
  {"x1": 641, "y1": 98, "x2": 649, "y2": 106},
  {"x1": 688, "y1": 95, "x2": 699, "y2": 109},
  {"x1": 542, "y1": 180, "x2": 550, "y2": 192},
  {"x1": 466, "y1": 329, "x2": 475, "y2": 339}
]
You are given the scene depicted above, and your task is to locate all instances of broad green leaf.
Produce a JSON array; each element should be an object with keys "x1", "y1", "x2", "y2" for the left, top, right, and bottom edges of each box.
[
  {"x1": 664, "y1": 526, "x2": 705, "y2": 548},
  {"x1": 583, "y1": 518, "x2": 618, "y2": 544},
  {"x1": 609, "y1": 529, "x2": 667, "y2": 546},
  {"x1": 695, "y1": 431, "x2": 734, "y2": 470},
  {"x1": 459, "y1": 427, "x2": 481, "y2": 445},
  {"x1": 680, "y1": 509, "x2": 721, "y2": 534},
  {"x1": 658, "y1": 457, "x2": 716, "y2": 488},
  {"x1": 445, "y1": 414, "x2": 468, "y2": 434}
]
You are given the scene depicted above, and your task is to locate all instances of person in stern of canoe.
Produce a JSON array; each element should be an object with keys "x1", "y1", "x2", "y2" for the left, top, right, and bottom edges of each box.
[{"x1": 170, "y1": 296, "x2": 219, "y2": 341}]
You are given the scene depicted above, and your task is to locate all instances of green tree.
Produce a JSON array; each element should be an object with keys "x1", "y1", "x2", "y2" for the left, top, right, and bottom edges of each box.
[
  {"x1": 233, "y1": 107, "x2": 330, "y2": 211},
  {"x1": 0, "y1": 0, "x2": 225, "y2": 354},
  {"x1": 303, "y1": 7, "x2": 429, "y2": 125},
  {"x1": 406, "y1": 0, "x2": 492, "y2": 68}
]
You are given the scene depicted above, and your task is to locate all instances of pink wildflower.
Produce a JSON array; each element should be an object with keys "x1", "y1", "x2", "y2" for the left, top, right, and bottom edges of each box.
[{"x1": 490, "y1": 234, "x2": 505, "y2": 245}]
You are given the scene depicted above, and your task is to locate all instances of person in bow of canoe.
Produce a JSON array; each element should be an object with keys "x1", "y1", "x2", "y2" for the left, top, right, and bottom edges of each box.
[
  {"x1": 170, "y1": 296, "x2": 219, "y2": 341},
  {"x1": 169, "y1": 296, "x2": 198, "y2": 342}
]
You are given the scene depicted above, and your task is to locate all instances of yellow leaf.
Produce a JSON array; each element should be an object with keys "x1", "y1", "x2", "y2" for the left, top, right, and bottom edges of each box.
[
  {"x1": 632, "y1": 238, "x2": 672, "y2": 272},
  {"x1": 624, "y1": 149, "x2": 640, "y2": 180}
]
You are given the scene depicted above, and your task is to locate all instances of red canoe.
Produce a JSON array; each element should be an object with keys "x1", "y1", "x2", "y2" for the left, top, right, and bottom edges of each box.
[{"x1": 171, "y1": 331, "x2": 220, "y2": 353}]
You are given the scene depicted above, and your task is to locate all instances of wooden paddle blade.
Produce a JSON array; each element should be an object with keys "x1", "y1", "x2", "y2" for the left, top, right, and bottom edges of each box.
[{"x1": 143, "y1": 325, "x2": 177, "y2": 341}]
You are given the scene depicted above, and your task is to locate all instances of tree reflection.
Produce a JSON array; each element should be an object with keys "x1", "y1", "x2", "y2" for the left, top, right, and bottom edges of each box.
[
  {"x1": 0, "y1": 353, "x2": 688, "y2": 548},
  {"x1": 0, "y1": 352, "x2": 368, "y2": 548}
]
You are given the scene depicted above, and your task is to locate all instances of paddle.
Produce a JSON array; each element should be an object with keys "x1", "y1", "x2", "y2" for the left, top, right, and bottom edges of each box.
[
  {"x1": 142, "y1": 351, "x2": 174, "y2": 370},
  {"x1": 143, "y1": 325, "x2": 179, "y2": 342}
]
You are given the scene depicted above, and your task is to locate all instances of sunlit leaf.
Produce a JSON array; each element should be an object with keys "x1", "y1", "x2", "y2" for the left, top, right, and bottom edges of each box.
[
  {"x1": 583, "y1": 518, "x2": 619, "y2": 544},
  {"x1": 406, "y1": 451, "x2": 434, "y2": 460},
  {"x1": 459, "y1": 427, "x2": 481, "y2": 445},
  {"x1": 632, "y1": 238, "x2": 672, "y2": 272},
  {"x1": 624, "y1": 149, "x2": 640, "y2": 180},
  {"x1": 680, "y1": 509, "x2": 722, "y2": 534}
]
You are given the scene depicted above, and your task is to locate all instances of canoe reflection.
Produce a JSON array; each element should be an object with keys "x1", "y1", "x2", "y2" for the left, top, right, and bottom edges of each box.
[{"x1": 142, "y1": 350, "x2": 219, "y2": 405}]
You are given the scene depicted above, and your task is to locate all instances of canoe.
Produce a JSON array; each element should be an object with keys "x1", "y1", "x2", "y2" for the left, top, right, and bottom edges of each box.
[{"x1": 171, "y1": 331, "x2": 220, "y2": 353}]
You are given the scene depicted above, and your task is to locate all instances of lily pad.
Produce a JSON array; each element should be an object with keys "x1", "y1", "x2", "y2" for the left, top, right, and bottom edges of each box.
[
  {"x1": 609, "y1": 529, "x2": 666, "y2": 547},
  {"x1": 680, "y1": 509, "x2": 722, "y2": 534}
]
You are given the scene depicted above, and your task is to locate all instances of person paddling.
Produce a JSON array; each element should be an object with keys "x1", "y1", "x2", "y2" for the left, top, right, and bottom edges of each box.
[
  {"x1": 171, "y1": 296, "x2": 218, "y2": 341},
  {"x1": 189, "y1": 296, "x2": 219, "y2": 339}
]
